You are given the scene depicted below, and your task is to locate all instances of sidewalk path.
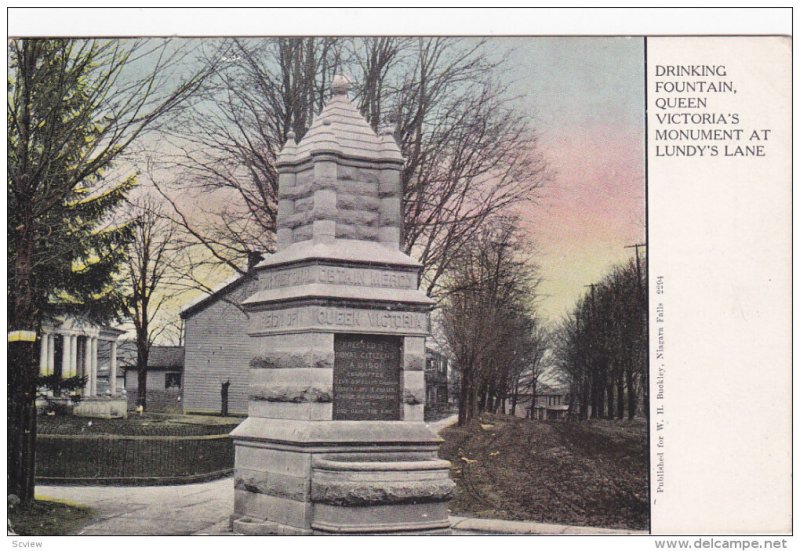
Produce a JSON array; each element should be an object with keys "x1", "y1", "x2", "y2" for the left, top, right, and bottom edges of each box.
[
  {"x1": 427, "y1": 413, "x2": 459, "y2": 434},
  {"x1": 37, "y1": 477, "x2": 233, "y2": 535},
  {"x1": 450, "y1": 516, "x2": 646, "y2": 535}
]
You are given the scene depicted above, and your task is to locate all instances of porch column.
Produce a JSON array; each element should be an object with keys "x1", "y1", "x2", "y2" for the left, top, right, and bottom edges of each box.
[
  {"x1": 90, "y1": 337, "x2": 98, "y2": 396},
  {"x1": 110, "y1": 340, "x2": 118, "y2": 395},
  {"x1": 69, "y1": 335, "x2": 78, "y2": 377},
  {"x1": 39, "y1": 332, "x2": 49, "y2": 376},
  {"x1": 83, "y1": 337, "x2": 92, "y2": 395},
  {"x1": 61, "y1": 334, "x2": 72, "y2": 380},
  {"x1": 47, "y1": 334, "x2": 55, "y2": 376}
]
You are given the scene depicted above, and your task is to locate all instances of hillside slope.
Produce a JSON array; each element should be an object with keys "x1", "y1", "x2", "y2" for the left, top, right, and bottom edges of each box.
[{"x1": 439, "y1": 414, "x2": 649, "y2": 530}]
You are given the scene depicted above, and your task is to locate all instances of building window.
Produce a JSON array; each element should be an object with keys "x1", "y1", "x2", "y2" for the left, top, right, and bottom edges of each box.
[{"x1": 165, "y1": 373, "x2": 182, "y2": 389}]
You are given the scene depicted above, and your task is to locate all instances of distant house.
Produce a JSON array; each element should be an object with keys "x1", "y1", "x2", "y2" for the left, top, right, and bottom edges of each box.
[
  {"x1": 35, "y1": 316, "x2": 127, "y2": 418},
  {"x1": 502, "y1": 374, "x2": 571, "y2": 420},
  {"x1": 38, "y1": 316, "x2": 125, "y2": 398},
  {"x1": 529, "y1": 383, "x2": 571, "y2": 421},
  {"x1": 425, "y1": 348, "x2": 450, "y2": 414},
  {"x1": 121, "y1": 344, "x2": 185, "y2": 413}
]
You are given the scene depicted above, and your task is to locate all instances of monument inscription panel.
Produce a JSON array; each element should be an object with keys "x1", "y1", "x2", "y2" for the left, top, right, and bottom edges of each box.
[{"x1": 333, "y1": 334, "x2": 401, "y2": 420}]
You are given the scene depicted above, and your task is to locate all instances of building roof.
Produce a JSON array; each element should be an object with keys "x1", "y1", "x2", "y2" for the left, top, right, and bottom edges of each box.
[
  {"x1": 180, "y1": 271, "x2": 255, "y2": 320},
  {"x1": 148, "y1": 346, "x2": 184, "y2": 368},
  {"x1": 513, "y1": 372, "x2": 569, "y2": 396},
  {"x1": 43, "y1": 316, "x2": 125, "y2": 340},
  {"x1": 537, "y1": 382, "x2": 569, "y2": 396},
  {"x1": 276, "y1": 75, "x2": 403, "y2": 166},
  {"x1": 118, "y1": 343, "x2": 184, "y2": 370}
]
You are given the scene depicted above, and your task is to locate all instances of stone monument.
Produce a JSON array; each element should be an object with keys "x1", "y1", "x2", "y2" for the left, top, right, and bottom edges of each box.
[{"x1": 230, "y1": 75, "x2": 454, "y2": 535}]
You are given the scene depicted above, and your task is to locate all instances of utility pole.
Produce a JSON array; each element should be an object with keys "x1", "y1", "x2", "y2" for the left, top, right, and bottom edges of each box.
[
  {"x1": 624, "y1": 244, "x2": 647, "y2": 294},
  {"x1": 625, "y1": 243, "x2": 648, "y2": 417}
]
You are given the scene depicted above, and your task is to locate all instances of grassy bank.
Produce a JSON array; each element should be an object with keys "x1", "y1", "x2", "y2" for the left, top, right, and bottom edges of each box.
[
  {"x1": 439, "y1": 413, "x2": 648, "y2": 530},
  {"x1": 9, "y1": 498, "x2": 94, "y2": 535}
]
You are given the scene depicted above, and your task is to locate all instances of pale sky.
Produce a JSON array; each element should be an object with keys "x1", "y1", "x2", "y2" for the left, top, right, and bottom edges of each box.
[{"x1": 501, "y1": 37, "x2": 646, "y2": 322}]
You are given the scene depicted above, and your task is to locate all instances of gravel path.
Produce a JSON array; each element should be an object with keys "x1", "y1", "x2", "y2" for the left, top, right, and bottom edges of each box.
[{"x1": 37, "y1": 477, "x2": 233, "y2": 535}]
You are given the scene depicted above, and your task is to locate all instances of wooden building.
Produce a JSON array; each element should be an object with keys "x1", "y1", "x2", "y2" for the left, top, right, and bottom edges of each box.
[
  {"x1": 122, "y1": 345, "x2": 185, "y2": 413},
  {"x1": 179, "y1": 261, "x2": 261, "y2": 416}
]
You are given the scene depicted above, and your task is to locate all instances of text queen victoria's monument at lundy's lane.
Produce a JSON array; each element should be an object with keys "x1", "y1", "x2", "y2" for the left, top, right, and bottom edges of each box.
[{"x1": 230, "y1": 75, "x2": 455, "y2": 535}]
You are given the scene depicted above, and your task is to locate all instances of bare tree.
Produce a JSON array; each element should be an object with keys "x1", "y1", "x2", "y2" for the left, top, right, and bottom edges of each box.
[
  {"x1": 123, "y1": 195, "x2": 184, "y2": 410},
  {"x1": 553, "y1": 258, "x2": 647, "y2": 421},
  {"x1": 154, "y1": 37, "x2": 547, "y2": 299},
  {"x1": 440, "y1": 218, "x2": 540, "y2": 425},
  {"x1": 149, "y1": 38, "x2": 345, "y2": 275},
  {"x1": 509, "y1": 318, "x2": 550, "y2": 417}
]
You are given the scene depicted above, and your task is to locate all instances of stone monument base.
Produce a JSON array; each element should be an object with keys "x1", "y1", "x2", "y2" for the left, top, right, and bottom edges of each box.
[
  {"x1": 73, "y1": 396, "x2": 128, "y2": 419},
  {"x1": 230, "y1": 419, "x2": 454, "y2": 535}
]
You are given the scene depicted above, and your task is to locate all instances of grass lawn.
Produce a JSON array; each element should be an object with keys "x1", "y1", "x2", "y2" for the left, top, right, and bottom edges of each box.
[
  {"x1": 8, "y1": 497, "x2": 94, "y2": 535},
  {"x1": 38, "y1": 413, "x2": 243, "y2": 436},
  {"x1": 35, "y1": 413, "x2": 241, "y2": 482},
  {"x1": 439, "y1": 413, "x2": 649, "y2": 530}
]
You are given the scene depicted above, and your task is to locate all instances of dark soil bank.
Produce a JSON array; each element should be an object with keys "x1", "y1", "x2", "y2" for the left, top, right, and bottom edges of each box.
[{"x1": 439, "y1": 414, "x2": 649, "y2": 530}]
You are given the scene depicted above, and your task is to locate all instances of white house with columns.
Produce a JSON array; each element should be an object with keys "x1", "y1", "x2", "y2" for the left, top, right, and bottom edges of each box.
[{"x1": 39, "y1": 317, "x2": 127, "y2": 417}]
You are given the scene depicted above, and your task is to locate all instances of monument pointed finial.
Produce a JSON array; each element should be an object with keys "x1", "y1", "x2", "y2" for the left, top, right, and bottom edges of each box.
[
  {"x1": 331, "y1": 74, "x2": 352, "y2": 96},
  {"x1": 277, "y1": 128, "x2": 298, "y2": 165}
]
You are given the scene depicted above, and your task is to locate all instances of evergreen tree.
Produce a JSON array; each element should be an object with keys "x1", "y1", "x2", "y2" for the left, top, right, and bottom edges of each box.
[{"x1": 8, "y1": 38, "x2": 209, "y2": 502}]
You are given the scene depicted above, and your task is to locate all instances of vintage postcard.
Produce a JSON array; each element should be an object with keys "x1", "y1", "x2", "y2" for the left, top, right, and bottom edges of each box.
[{"x1": 5, "y1": 7, "x2": 792, "y2": 547}]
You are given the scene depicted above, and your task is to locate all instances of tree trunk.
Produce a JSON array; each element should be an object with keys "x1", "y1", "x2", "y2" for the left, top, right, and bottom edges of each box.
[
  {"x1": 487, "y1": 382, "x2": 497, "y2": 413},
  {"x1": 626, "y1": 364, "x2": 637, "y2": 420},
  {"x1": 469, "y1": 384, "x2": 480, "y2": 423},
  {"x1": 579, "y1": 378, "x2": 589, "y2": 420},
  {"x1": 9, "y1": 217, "x2": 40, "y2": 503},
  {"x1": 136, "y1": 332, "x2": 149, "y2": 409},
  {"x1": 8, "y1": 340, "x2": 38, "y2": 503},
  {"x1": 478, "y1": 382, "x2": 487, "y2": 413},
  {"x1": 457, "y1": 368, "x2": 471, "y2": 426},
  {"x1": 616, "y1": 375, "x2": 625, "y2": 419},
  {"x1": 510, "y1": 378, "x2": 519, "y2": 416},
  {"x1": 567, "y1": 388, "x2": 577, "y2": 421},
  {"x1": 606, "y1": 384, "x2": 614, "y2": 419},
  {"x1": 137, "y1": 367, "x2": 148, "y2": 410},
  {"x1": 641, "y1": 358, "x2": 649, "y2": 418}
]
